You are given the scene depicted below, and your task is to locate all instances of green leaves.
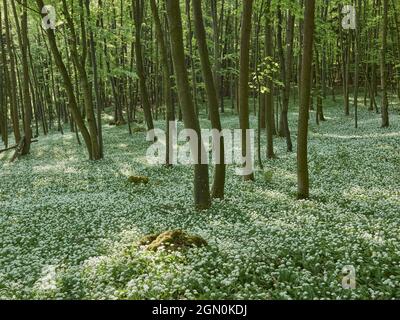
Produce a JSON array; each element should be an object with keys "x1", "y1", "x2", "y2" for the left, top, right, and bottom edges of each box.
[
  {"x1": 250, "y1": 56, "x2": 282, "y2": 93},
  {"x1": 110, "y1": 67, "x2": 138, "y2": 79}
]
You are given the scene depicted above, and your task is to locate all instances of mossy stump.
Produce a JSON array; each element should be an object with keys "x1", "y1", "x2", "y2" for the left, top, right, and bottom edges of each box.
[
  {"x1": 132, "y1": 127, "x2": 147, "y2": 133},
  {"x1": 116, "y1": 120, "x2": 127, "y2": 126},
  {"x1": 109, "y1": 120, "x2": 127, "y2": 126},
  {"x1": 128, "y1": 176, "x2": 149, "y2": 184},
  {"x1": 140, "y1": 230, "x2": 207, "y2": 252}
]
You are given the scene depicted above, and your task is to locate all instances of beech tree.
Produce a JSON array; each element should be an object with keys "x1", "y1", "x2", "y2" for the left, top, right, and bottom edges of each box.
[
  {"x1": 280, "y1": 11, "x2": 295, "y2": 152},
  {"x1": 0, "y1": 0, "x2": 397, "y2": 201},
  {"x1": 264, "y1": 0, "x2": 275, "y2": 159},
  {"x1": 36, "y1": 0, "x2": 96, "y2": 160},
  {"x1": 149, "y1": 0, "x2": 175, "y2": 165},
  {"x1": 192, "y1": 0, "x2": 225, "y2": 199},
  {"x1": 11, "y1": 0, "x2": 32, "y2": 155},
  {"x1": 133, "y1": 0, "x2": 155, "y2": 133},
  {"x1": 3, "y1": 0, "x2": 20, "y2": 144},
  {"x1": 380, "y1": 0, "x2": 389, "y2": 127},
  {"x1": 297, "y1": 0, "x2": 316, "y2": 200},
  {"x1": 166, "y1": 0, "x2": 211, "y2": 209},
  {"x1": 238, "y1": 0, "x2": 254, "y2": 181}
]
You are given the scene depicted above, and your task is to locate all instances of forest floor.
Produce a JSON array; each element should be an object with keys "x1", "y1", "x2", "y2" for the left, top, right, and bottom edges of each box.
[{"x1": 0, "y1": 97, "x2": 400, "y2": 300}]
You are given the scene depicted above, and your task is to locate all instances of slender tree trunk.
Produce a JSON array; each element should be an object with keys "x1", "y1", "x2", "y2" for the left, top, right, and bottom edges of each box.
[
  {"x1": 133, "y1": 0, "x2": 155, "y2": 134},
  {"x1": 86, "y1": 0, "x2": 104, "y2": 158},
  {"x1": 380, "y1": 0, "x2": 389, "y2": 127},
  {"x1": 277, "y1": 6, "x2": 286, "y2": 137},
  {"x1": 314, "y1": 46, "x2": 325, "y2": 124},
  {"x1": 3, "y1": 0, "x2": 21, "y2": 144},
  {"x1": 354, "y1": 0, "x2": 361, "y2": 128},
  {"x1": 166, "y1": 0, "x2": 211, "y2": 209},
  {"x1": 149, "y1": 0, "x2": 175, "y2": 165},
  {"x1": 238, "y1": 0, "x2": 255, "y2": 181},
  {"x1": 298, "y1": 0, "x2": 304, "y2": 100},
  {"x1": 339, "y1": 5, "x2": 350, "y2": 116},
  {"x1": 392, "y1": 0, "x2": 400, "y2": 101},
  {"x1": 36, "y1": 0, "x2": 93, "y2": 159},
  {"x1": 11, "y1": 0, "x2": 32, "y2": 155},
  {"x1": 265, "y1": 0, "x2": 275, "y2": 159},
  {"x1": 297, "y1": 0, "x2": 315, "y2": 200},
  {"x1": 0, "y1": 3, "x2": 7, "y2": 147},
  {"x1": 192, "y1": 0, "x2": 225, "y2": 199},
  {"x1": 62, "y1": 0, "x2": 101, "y2": 160},
  {"x1": 210, "y1": 0, "x2": 222, "y2": 112},
  {"x1": 281, "y1": 12, "x2": 295, "y2": 152},
  {"x1": 185, "y1": 0, "x2": 199, "y2": 115}
]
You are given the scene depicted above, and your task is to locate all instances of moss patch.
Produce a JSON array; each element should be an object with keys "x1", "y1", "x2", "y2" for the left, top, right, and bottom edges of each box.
[
  {"x1": 138, "y1": 233, "x2": 159, "y2": 246},
  {"x1": 132, "y1": 127, "x2": 147, "y2": 133},
  {"x1": 128, "y1": 176, "x2": 149, "y2": 184},
  {"x1": 140, "y1": 230, "x2": 207, "y2": 252}
]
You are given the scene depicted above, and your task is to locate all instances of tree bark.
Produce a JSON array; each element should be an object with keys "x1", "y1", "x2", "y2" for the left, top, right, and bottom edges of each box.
[
  {"x1": 166, "y1": 0, "x2": 211, "y2": 209},
  {"x1": 192, "y1": 0, "x2": 225, "y2": 199},
  {"x1": 149, "y1": 0, "x2": 175, "y2": 165},
  {"x1": 297, "y1": 0, "x2": 315, "y2": 200},
  {"x1": 264, "y1": 0, "x2": 275, "y2": 159},
  {"x1": 11, "y1": 0, "x2": 32, "y2": 155},
  {"x1": 36, "y1": 0, "x2": 94, "y2": 160},
  {"x1": 62, "y1": 0, "x2": 101, "y2": 160},
  {"x1": 0, "y1": 3, "x2": 9, "y2": 148},
  {"x1": 3, "y1": 0, "x2": 21, "y2": 144},
  {"x1": 281, "y1": 12, "x2": 295, "y2": 152},
  {"x1": 239, "y1": 0, "x2": 255, "y2": 181},
  {"x1": 380, "y1": 0, "x2": 389, "y2": 127},
  {"x1": 133, "y1": 0, "x2": 155, "y2": 133},
  {"x1": 86, "y1": 0, "x2": 104, "y2": 158}
]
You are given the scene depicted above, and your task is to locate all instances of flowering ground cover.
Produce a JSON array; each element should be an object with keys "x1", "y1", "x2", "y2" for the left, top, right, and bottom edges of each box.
[{"x1": 0, "y1": 101, "x2": 399, "y2": 300}]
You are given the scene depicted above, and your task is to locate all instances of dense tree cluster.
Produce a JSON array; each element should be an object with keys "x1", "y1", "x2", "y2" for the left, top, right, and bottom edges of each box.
[{"x1": 0, "y1": 0, "x2": 398, "y2": 207}]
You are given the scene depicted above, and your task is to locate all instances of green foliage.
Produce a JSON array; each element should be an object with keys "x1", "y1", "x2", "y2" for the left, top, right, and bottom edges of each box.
[
  {"x1": 263, "y1": 170, "x2": 274, "y2": 184},
  {"x1": 128, "y1": 176, "x2": 149, "y2": 184},
  {"x1": 1, "y1": 104, "x2": 399, "y2": 300},
  {"x1": 250, "y1": 56, "x2": 282, "y2": 94},
  {"x1": 140, "y1": 230, "x2": 208, "y2": 252}
]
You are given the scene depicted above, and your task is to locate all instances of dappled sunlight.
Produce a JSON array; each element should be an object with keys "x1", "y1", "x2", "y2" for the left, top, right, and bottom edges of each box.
[
  {"x1": 319, "y1": 131, "x2": 400, "y2": 140},
  {"x1": 342, "y1": 185, "x2": 400, "y2": 206},
  {"x1": 0, "y1": 0, "x2": 399, "y2": 302},
  {"x1": 1, "y1": 108, "x2": 399, "y2": 300},
  {"x1": 118, "y1": 163, "x2": 138, "y2": 177}
]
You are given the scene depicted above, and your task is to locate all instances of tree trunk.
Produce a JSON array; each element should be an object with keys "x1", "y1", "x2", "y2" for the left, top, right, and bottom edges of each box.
[
  {"x1": 166, "y1": 0, "x2": 211, "y2": 209},
  {"x1": 62, "y1": 0, "x2": 101, "y2": 160},
  {"x1": 210, "y1": 0, "x2": 222, "y2": 112},
  {"x1": 11, "y1": 0, "x2": 32, "y2": 155},
  {"x1": 297, "y1": 0, "x2": 315, "y2": 200},
  {"x1": 133, "y1": 0, "x2": 155, "y2": 134},
  {"x1": 185, "y1": 0, "x2": 199, "y2": 115},
  {"x1": 36, "y1": 0, "x2": 94, "y2": 160},
  {"x1": 3, "y1": 0, "x2": 21, "y2": 144},
  {"x1": 86, "y1": 0, "x2": 104, "y2": 158},
  {"x1": 192, "y1": 0, "x2": 225, "y2": 199},
  {"x1": 380, "y1": 0, "x2": 389, "y2": 127},
  {"x1": 149, "y1": 0, "x2": 175, "y2": 165},
  {"x1": 264, "y1": 0, "x2": 275, "y2": 159},
  {"x1": 354, "y1": 0, "x2": 361, "y2": 128},
  {"x1": 281, "y1": 12, "x2": 295, "y2": 152},
  {"x1": 239, "y1": 0, "x2": 255, "y2": 181}
]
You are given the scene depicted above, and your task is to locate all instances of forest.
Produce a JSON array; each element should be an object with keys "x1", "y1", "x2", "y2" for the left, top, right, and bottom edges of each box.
[{"x1": 0, "y1": 0, "x2": 399, "y2": 301}]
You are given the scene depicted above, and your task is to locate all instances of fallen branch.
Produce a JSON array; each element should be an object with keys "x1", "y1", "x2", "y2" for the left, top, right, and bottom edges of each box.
[
  {"x1": 0, "y1": 139, "x2": 38, "y2": 155},
  {"x1": 10, "y1": 138, "x2": 26, "y2": 162}
]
